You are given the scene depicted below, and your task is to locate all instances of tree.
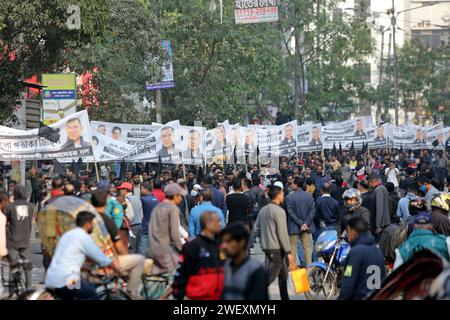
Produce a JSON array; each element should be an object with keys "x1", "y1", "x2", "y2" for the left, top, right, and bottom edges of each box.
[
  {"x1": 158, "y1": 0, "x2": 288, "y2": 126},
  {"x1": 278, "y1": 0, "x2": 374, "y2": 123},
  {"x1": 0, "y1": 0, "x2": 110, "y2": 122}
]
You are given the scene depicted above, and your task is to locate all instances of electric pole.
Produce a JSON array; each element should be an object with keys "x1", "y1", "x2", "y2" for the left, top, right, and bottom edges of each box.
[{"x1": 155, "y1": 0, "x2": 162, "y2": 123}]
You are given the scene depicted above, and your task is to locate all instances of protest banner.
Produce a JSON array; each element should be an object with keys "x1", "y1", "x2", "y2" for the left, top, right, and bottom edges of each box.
[
  {"x1": 228, "y1": 124, "x2": 246, "y2": 165},
  {"x1": 241, "y1": 126, "x2": 259, "y2": 165},
  {"x1": 426, "y1": 128, "x2": 447, "y2": 150},
  {"x1": 322, "y1": 117, "x2": 372, "y2": 149},
  {"x1": 250, "y1": 124, "x2": 279, "y2": 166},
  {"x1": 41, "y1": 74, "x2": 77, "y2": 125},
  {"x1": 178, "y1": 125, "x2": 206, "y2": 166},
  {"x1": 91, "y1": 133, "x2": 135, "y2": 162},
  {"x1": 367, "y1": 123, "x2": 392, "y2": 149},
  {"x1": 90, "y1": 121, "x2": 161, "y2": 146},
  {"x1": 126, "y1": 120, "x2": 181, "y2": 163},
  {"x1": 0, "y1": 110, "x2": 92, "y2": 161},
  {"x1": 205, "y1": 121, "x2": 232, "y2": 165},
  {"x1": 297, "y1": 124, "x2": 323, "y2": 153},
  {"x1": 276, "y1": 120, "x2": 298, "y2": 159},
  {"x1": 235, "y1": 0, "x2": 279, "y2": 24}
]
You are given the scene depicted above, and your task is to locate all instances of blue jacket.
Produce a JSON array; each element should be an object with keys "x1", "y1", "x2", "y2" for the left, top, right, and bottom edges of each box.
[
  {"x1": 189, "y1": 201, "x2": 224, "y2": 237},
  {"x1": 315, "y1": 195, "x2": 344, "y2": 227},
  {"x1": 396, "y1": 193, "x2": 417, "y2": 221},
  {"x1": 208, "y1": 185, "x2": 227, "y2": 218},
  {"x1": 141, "y1": 194, "x2": 159, "y2": 236},
  {"x1": 286, "y1": 189, "x2": 316, "y2": 235},
  {"x1": 338, "y1": 232, "x2": 386, "y2": 300}
]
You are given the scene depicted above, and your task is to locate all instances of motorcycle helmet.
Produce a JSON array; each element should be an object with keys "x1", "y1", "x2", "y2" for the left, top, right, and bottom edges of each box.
[
  {"x1": 342, "y1": 188, "x2": 362, "y2": 212},
  {"x1": 408, "y1": 198, "x2": 426, "y2": 215},
  {"x1": 431, "y1": 193, "x2": 450, "y2": 213}
]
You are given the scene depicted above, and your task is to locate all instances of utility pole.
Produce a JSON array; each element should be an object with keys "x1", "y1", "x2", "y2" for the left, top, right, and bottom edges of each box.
[
  {"x1": 390, "y1": 0, "x2": 399, "y2": 126},
  {"x1": 155, "y1": 0, "x2": 162, "y2": 123}
]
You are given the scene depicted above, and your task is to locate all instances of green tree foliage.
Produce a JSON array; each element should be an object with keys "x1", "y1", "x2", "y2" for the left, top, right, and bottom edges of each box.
[{"x1": 0, "y1": 0, "x2": 110, "y2": 122}]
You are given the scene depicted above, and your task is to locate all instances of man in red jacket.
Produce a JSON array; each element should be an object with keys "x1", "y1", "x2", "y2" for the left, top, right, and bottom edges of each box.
[{"x1": 172, "y1": 211, "x2": 224, "y2": 300}]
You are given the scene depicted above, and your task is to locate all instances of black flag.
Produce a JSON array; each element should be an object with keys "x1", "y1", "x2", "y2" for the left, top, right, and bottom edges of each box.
[
  {"x1": 53, "y1": 159, "x2": 65, "y2": 177},
  {"x1": 332, "y1": 143, "x2": 337, "y2": 157},
  {"x1": 350, "y1": 141, "x2": 355, "y2": 155},
  {"x1": 256, "y1": 146, "x2": 260, "y2": 170},
  {"x1": 233, "y1": 145, "x2": 238, "y2": 165},
  {"x1": 339, "y1": 142, "x2": 342, "y2": 156},
  {"x1": 38, "y1": 122, "x2": 60, "y2": 143},
  {"x1": 316, "y1": 109, "x2": 325, "y2": 126}
]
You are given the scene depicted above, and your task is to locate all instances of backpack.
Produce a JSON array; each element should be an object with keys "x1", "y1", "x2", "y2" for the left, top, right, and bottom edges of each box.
[
  {"x1": 379, "y1": 222, "x2": 409, "y2": 263},
  {"x1": 249, "y1": 187, "x2": 262, "y2": 219}
]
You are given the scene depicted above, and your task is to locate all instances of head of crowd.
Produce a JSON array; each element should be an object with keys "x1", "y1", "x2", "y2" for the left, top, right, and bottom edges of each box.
[{"x1": 0, "y1": 145, "x2": 449, "y2": 301}]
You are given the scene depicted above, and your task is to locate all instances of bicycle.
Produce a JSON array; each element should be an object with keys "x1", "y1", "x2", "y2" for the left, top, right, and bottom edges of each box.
[
  {"x1": 26, "y1": 270, "x2": 132, "y2": 300},
  {"x1": 0, "y1": 258, "x2": 33, "y2": 300}
]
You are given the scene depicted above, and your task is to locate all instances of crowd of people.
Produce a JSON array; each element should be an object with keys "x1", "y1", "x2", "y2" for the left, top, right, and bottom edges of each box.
[{"x1": 0, "y1": 146, "x2": 449, "y2": 300}]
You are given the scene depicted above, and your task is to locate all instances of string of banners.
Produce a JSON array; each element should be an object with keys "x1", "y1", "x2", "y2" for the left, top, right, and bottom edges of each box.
[{"x1": 0, "y1": 112, "x2": 448, "y2": 164}]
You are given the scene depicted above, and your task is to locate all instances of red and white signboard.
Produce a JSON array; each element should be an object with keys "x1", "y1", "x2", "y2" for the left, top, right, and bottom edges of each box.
[{"x1": 235, "y1": 0, "x2": 279, "y2": 24}]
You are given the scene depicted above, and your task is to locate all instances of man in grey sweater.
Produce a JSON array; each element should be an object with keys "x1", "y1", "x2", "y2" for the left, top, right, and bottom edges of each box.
[
  {"x1": 148, "y1": 183, "x2": 186, "y2": 275},
  {"x1": 254, "y1": 183, "x2": 295, "y2": 300}
]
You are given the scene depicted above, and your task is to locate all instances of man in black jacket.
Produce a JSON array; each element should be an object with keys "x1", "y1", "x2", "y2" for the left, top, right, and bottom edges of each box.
[
  {"x1": 338, "y1": 217, "x2": 386, "y2": 300},
  {"x1": 340, "y1": 188, "x2": 371, "y2": 235},
  {"x1": 316, "y1": 183, "x2": 344, "y2": 232}
]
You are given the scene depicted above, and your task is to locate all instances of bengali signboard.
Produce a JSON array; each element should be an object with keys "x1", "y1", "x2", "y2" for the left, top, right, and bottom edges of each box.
[
  {"x1": 90, "y1": 121, "x2": 161, "y2": 146},
  {"x1": 0, "y1": 110, "x2": 92, "y2": 160},
  {"x1": 42, "y1": 74, "x2": 77, "y2": 125},
  {"x1": 235, "y1": 0, "x2": 279, "y2": 24}
]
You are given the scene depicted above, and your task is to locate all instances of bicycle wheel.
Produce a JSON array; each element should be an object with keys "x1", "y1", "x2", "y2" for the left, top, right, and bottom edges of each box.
[{"x1": 98, "y1": 289, "x2": 132, "y2": 300}]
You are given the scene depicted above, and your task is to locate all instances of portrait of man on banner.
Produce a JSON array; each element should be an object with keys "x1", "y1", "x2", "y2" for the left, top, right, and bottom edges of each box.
[
  {"x1": 182, "y1": 129, "x2": 203, "y2": 161},
  {"x1": 61, "y1": 117, "x2": 91, "y2": 150},
  {"x1": 375, "y1": 126, "x2": 387, "y2": 143},
  {"x1": 157, "y1": 125, "x2": 181, "y2": 158},
  {"x1": 279, "y1": 123, "x2": 296, "y2": 156},
  {"x1": 309, "y1": 126, "x2": 322, "y2": 146},
  {"x1": 354, "y1": 118, "x2": 367, "y2": 138},
  {"x1": 413, "y1": 128, "x2": 425, "y2": 144},
  {"x1": 96, "y1": 124, "x2": 106, "y2": 136},
  {"x1": 244, "y1": 128, "x2": 258, "y2": 164}
]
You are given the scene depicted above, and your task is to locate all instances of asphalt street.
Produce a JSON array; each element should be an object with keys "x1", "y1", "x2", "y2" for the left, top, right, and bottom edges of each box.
[{"x1": 1, "y1": 224, "x2": 306, "y2": 300}]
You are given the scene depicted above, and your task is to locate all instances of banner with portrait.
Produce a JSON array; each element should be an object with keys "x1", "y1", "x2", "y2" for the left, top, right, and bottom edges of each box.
[
  {"x1": 250, "y1": 124, "x2": 279, "y2": 166},
  {"x1": 276, "y1": 120, "x2": 297, "y2": 159},
  {"x1": 178, "y1": 126, "x2": 206, "y2": 166},
  {"x1": 228, "y1": 124, "x2": 246, "y2": 165},
  {"x1": 205, "y1": 120, "x2": 232, "y2": 165},
  {"x1": 297, "y1": 124, "x2": 323, "y2": 153},
  {"x1": 322, "y1": 116, "x2": 372, "y2": 150},
  {"x1": 0, "y1": 110, "x2": 93, "y2": 160},
  {"x1": 367, "y1": 124, "x2": 392, "y2": 149},
  {"x1": 126, "y1": 120, "x2": 181, "y2": 163},
  {"x1": 425, "y1": 128, "x2": 448, "y2": 150},
  {"x1": 90, "y1": 121, "x2": 161, "y2": 146},
  {"x1": 91, "y1": 133, "x2": 135, "y2": 162}
]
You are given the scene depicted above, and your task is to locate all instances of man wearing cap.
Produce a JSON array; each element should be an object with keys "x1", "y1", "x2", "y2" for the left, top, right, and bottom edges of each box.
[
  {"x1": 117, "y1": 182, "x2": 143, "y2": 254},
  {"x1": 189, "y1": 188, "x2": 224, "y2": 237},
  {"x1": 148, "y1": 183, "x2": 186, "y2": 274},
  {"x1": 393, "y1": 212, "x2": 450, "y2": 269},
  {"x1": 97, "y1": 180, "x2": 124, "y2": 230}
]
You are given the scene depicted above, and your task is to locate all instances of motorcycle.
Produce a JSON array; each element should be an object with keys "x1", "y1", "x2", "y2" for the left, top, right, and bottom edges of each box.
[{"x1": 305, "y1": 229, "x2": 350, "y2": 300}]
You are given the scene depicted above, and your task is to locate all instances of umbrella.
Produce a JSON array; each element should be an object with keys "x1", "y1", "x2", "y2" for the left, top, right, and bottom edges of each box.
[{"x1": 38, "y1": 196, "x2": 114, "y2": 259}]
